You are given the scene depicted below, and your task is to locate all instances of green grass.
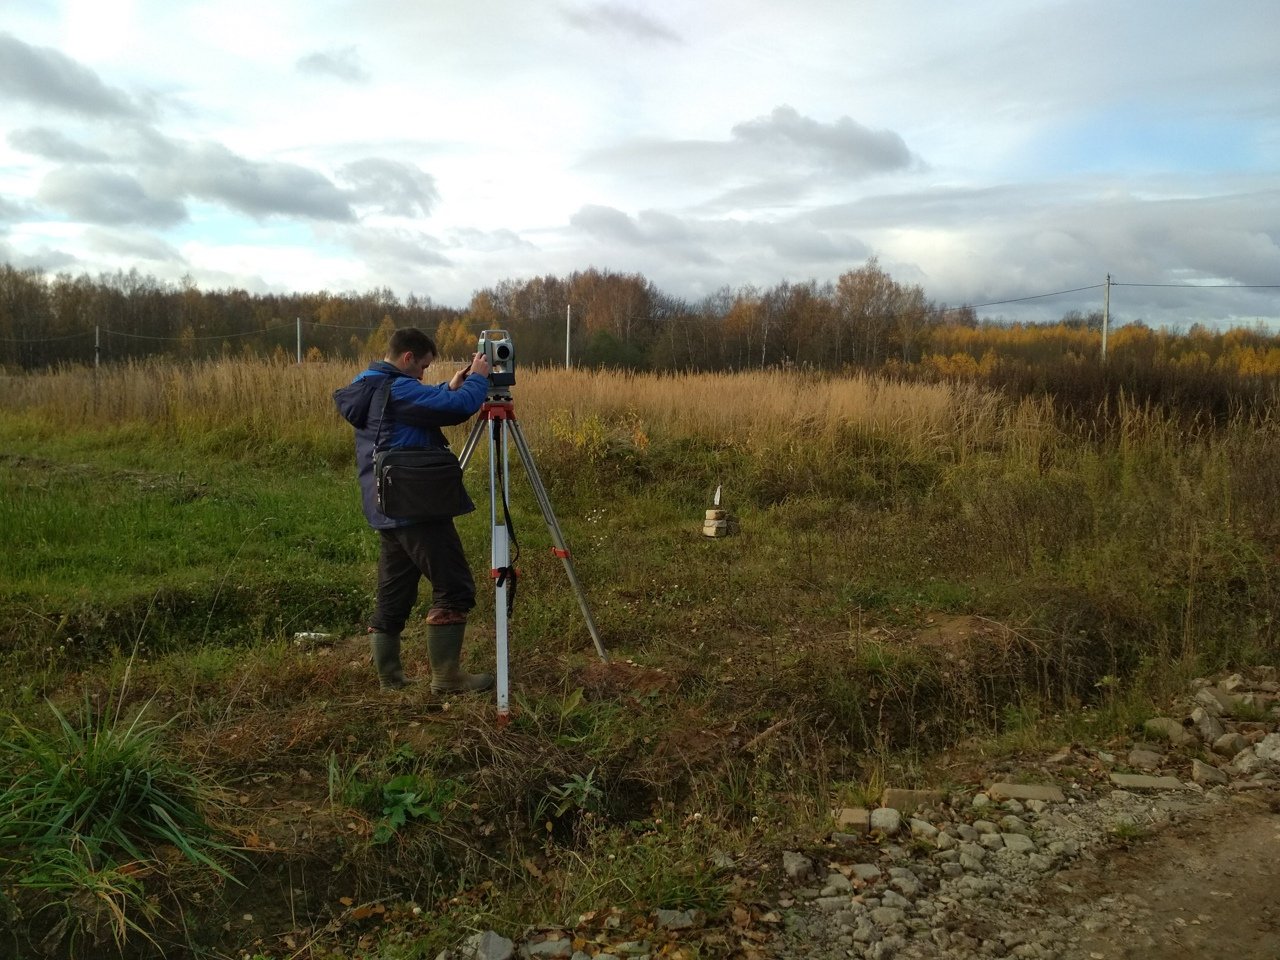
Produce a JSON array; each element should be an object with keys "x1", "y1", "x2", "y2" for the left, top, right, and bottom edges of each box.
[{"x1": 1, "y1": 368, "x2": 1278, "y2": 958}]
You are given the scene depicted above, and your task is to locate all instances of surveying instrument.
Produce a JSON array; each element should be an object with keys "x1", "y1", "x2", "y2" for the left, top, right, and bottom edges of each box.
[{"x1": 458, "y1": 330, "x2": 608, "y2": 723}]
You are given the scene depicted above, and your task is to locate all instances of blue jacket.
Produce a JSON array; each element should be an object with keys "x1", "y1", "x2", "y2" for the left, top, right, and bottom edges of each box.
[{"x1": 333, "y1": 360, "x2": 490, "y2": 530}]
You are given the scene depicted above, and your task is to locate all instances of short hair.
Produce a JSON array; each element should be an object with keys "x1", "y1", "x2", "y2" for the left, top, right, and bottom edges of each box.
[{"x1": 387, "y1": 327, "x2": 437, "y2": 359}]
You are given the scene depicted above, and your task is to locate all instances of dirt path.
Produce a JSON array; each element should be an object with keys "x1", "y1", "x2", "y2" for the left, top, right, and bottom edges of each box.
[{"x1": 1055, "y1": 793, "x2": 1280, "y2": 959}]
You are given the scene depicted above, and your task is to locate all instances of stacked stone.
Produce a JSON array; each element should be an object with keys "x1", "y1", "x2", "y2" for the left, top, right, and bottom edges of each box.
[{"x1": 703, "y1": 508, "x2": 729, "y2": 538}]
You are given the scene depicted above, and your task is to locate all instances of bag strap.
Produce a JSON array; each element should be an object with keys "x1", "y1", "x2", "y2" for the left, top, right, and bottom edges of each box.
[{"x1": 371, "y1": 376, "x2": 395, "y2": 455}]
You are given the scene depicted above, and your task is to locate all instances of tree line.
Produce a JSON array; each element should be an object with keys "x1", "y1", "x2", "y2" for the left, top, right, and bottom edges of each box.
[{"x1": 2, "y1": 262, "x2": 1278, "y2": 398}]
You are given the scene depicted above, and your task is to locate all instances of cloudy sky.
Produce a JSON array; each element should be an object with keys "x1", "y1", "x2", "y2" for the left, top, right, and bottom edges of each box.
[{"x1": 3, "y1": 0, "x2": 1278, "y2": 326}]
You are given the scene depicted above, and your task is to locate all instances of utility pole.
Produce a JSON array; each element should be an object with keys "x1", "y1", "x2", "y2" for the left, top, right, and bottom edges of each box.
[
  {"x1": 565, "y1": 303, "x2": 571, "y2": 369},
  {"x1": 1101, "y1": 274, "x2": 1111, "y2": 362},
  {"x1": 296, "y1": 316, "x2": 302, "y2": 363}
]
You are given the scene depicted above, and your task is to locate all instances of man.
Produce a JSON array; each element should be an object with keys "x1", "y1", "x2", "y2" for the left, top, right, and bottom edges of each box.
[{"x1": 333, "y1": 327, "x2": 494, "y2": 694}]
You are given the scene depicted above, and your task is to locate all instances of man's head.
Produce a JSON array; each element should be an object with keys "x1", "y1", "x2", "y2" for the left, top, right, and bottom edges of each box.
[{"x1": 387, "y1": 328, "x2": 436, "y2": 380}]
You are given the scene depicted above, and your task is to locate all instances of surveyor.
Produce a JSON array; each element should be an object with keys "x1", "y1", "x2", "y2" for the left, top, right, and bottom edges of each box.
[{"x1": 333, "y1": 327, "x2": 494, "y2": 694}]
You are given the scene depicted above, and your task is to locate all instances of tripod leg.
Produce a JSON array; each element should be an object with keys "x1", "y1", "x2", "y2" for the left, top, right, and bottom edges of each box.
[
  {"x1": 507, "y1": 419, "x2": 609, "y2": 663},
  {"x1": 458, "y1": 415, "x2": 486, "y2": 471},
  {"x1": 489, "y1": 418, "x2": 511, "y2": 717}
]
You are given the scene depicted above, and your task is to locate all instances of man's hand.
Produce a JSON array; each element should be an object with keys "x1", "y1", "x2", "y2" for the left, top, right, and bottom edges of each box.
[{"x1": 447, "y1": 352, "x2": 491, "y2": 390}]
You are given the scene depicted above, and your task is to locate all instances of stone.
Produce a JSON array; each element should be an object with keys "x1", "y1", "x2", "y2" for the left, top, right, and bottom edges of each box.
[
  {"x1": 523, "y1": 939, "x2": 572, "y2": 959},
  {"x1": 870, "y1": 807, "x2": 903, "y2": 835},
  {"x1": 462, "y1": 931, "x2": 515, "y2": 960},
  {"x1": 654, "y1": 909, "x2": 698, "y2": 930},
  {"x1": 972, "y1": 793, "x2": 992, "y2": 809},
  {"x1": 909, "y1": 818, "x2": 939, "y2": 840},
  {"x1": 880, "y1": 788, "x2": 946, "y2": 812},
  {"x1": 979, "y1": 833, "x2": 1005, "y2": 850},
  {"x1": 833, "y1": 807, "x2": 871, "y2": 831},
  {"x1": 782, "y1": 851, "x2": 814, "y2": 882},
  {"x1": 1191, "y1": 759, "x2": 1228, "y2": 785},
  {"x1": 1127, "y1": 748, "x2": 1164, "y2": 771},
  {"x1": 987, "y1": 782, "x2": 1066, "y2": 803},
  {"x1": 1257, "y1": 733, "x2": 1280, "y2": 764},
  {"x1": 1143, "y1": 717, "x2": 1195, "y2": 746},
  {"x1": 870, "y1": 906, "x2": 905, "y2": 927},
  {"x1": 1195, "y1": 687, "x2": 1233, "y2": 716},
  {"x1": 821, "y1": 873, "x2": 854, "y2": 895},
  {"x1": 1001, "y1": 833, "x2": 1036, "y2": 853},
  {"x1": 851, "y1": 863, "x2": 882, "y2": 882},
  {"x1": 1213, "y1": 732, "x2": 1248, "y2": 757},
  {"x1": 973, "y1": 819, "x2": 999, "y2": 834},
  {"x1": 1190, "y1": 707, "x2": 1226, "y2": 743},
  {"x1": 1109, "y1": 773, "x2": 1189, "y2": 791},
  {"x1": 999, "y1": 815, "x2": 1032, "y2": 836},
  {"x1": 935, "y1": 831, "x2": 957, "y2": 851}
]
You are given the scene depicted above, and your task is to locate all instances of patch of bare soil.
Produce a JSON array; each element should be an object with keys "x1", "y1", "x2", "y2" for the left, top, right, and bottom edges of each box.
[{"x1": 1056, "y1": 792, "x2": 1280, "y2": 959}]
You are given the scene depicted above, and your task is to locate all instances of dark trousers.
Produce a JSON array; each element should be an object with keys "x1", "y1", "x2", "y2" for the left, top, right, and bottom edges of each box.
[{"x1": 370, "y1": 521, "x2": 476, "y2": 635}]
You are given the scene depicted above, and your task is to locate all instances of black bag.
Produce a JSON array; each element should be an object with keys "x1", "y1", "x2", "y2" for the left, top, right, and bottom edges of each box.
[
  {"x1": 371, "y1": 381, "x2": 469, "y2": 520},
  {"x1": 375, "y1": 447, "x2": 469, "y2": 519}
]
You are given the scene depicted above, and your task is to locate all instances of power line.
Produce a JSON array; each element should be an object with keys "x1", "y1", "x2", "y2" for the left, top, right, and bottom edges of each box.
[
  {"x1": 962, "y1": 284, "x2": 1106, "y2": 309},
  {"x1": 1113, "y1": 282, "x2": 1280, "y2": 289},
  {"x1": 0, "y1": 330, "x2": 93, "y2": 343}
]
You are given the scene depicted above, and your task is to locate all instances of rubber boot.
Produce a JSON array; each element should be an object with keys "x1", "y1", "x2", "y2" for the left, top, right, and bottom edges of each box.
[
  {"x1": 427, "y1": 622, "x2": 493, "y2": 695},
  {"x1": 370, "y1": 632, "x2": 413, "y2": 691}
]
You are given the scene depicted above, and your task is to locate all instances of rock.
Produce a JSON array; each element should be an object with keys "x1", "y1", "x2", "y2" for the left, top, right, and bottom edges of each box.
[
  {"x1": 999, "y1": 815, "x2": 1032, "y2": 836},
  {"x1": 972, "y1": 793, "x2": 992, "y2": 809},
  {"x1": 880, "y1": 788, "x2": 946, "y2": 812},
  {"x1": 987, "y1": 782, "x2": 1066, "y2": 803},
  {"x1": 870, "y1": 906, "x2": 905, "y2": 926},
  {"x1": 1213, "y1": 732, "x2": 1248, "y2": 757},
  {"x1": 821, "y1": 872, "x2": 854, "y2": 895},
  {"x1": 1001, "y1": 833, "x2": 1036, "y2": 853},
  {"x1": 909, "y1": 818, "x2": 939, "y2": 840},
  {"x1": 973, "y1": 819, "x2": 999, "y2": 834},
  {"x1": 935, "y1": 831, "x2": 957, "y2": 851},
  {"x1": 871, "y1": 807, "x2": 903, "y2": 835},
  {"x1": 1195, "y1": 687, "x2": 1233, "y2": 716},
  {"x1": 1190, "y1": 707, "x2": 1226, "y2": 743},
  {"x1": 1191, "y1": 759, "x2": 1228, "y2": 785},
  {"x1": 522, "y1": 939, "x2": 572, "y2": 959},
  {"x1": 654, "y1": 909, "x2": 698, "y2": 930},
  {"x1": 462, "y1": 931, "x2": 515, "y2": 960},
  {"x1": 1257, "y1": 733, "x2": 1280, "y2": 764},
  {"x1": 1109, "y1": 773, "x2": 1189, "y2": 791},
  {"x1": 1143, "y1": 717, "x2": 1194, "y2": 746},
  {"x1": 783, "y1": 851, "x2": 814, "y2": 882},
  {"x1": 1127, "y1": 748, "x2": 1164, "y2": 770},
  {"x1": 833, "y1": 806, "x2": 871, "y2": 831},
  {"x1": 851, "y1": 863, "x2": 882, "y2": 882}
]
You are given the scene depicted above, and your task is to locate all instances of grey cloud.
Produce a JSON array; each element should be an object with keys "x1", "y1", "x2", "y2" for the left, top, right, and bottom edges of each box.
[
  {"x1": 38, "y1": 168, "x2": 187, "y2": 227},
  {"x1": 83, "y1": 227, "x2": 183, "y2": 263},
  {"x1": 343, "y1": 227, "x2": 452, "y2": 267},
  {"x1": 578, "y1": 106, "x2": 918, "y2": 201},
  {"x1": 571, "y1": 204, "x2": 644, "y2": 244},
  {"x1": 155, "y1": 142, "x2": 355, "y2": 221},
  {"x1": 339, "y1": 158, "x2": 438, "y2": 216},
  {"x1": 569, "y1": 204, "x2": 720, "y2": 265},
  {"x1": 0, "y1": 32, "x2": 142, "y2": 118},
  {"x1": 731, "y1": 107, "x2": 914, "y2": 175},
  {"x1": 9, "y1": 126, "x2": 111, "y2": 163},
  {"x1": 0, "y1": 195, "x2": 28, "y2": 223},
  {"x1": 445, "y1": 227, "x2": 537, "y2": 253},
  {"x1": 0, "y1": 238, "x2": 79, "y2": 272},
  {"x1": 296, "y1": 46, "x2": 370, "y2": 83},
  {"x1": 561, "y1": 3, "x2": 681, "y2": 43}
]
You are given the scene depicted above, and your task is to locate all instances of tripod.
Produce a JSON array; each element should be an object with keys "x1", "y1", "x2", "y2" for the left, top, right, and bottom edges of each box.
[{"x1": 458, "y1": 386, "x2": 608, "y2": 722}]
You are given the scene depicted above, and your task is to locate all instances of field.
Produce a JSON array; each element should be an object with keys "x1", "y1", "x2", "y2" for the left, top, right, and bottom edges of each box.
[{"x1": 1, "y1": 358, "x2": 1277, "y2": 959}]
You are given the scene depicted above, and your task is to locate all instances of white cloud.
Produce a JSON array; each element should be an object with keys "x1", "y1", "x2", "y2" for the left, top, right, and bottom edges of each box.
[{"x1": 0, "y1": 0, "x2": 1276, "y2": 326}]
